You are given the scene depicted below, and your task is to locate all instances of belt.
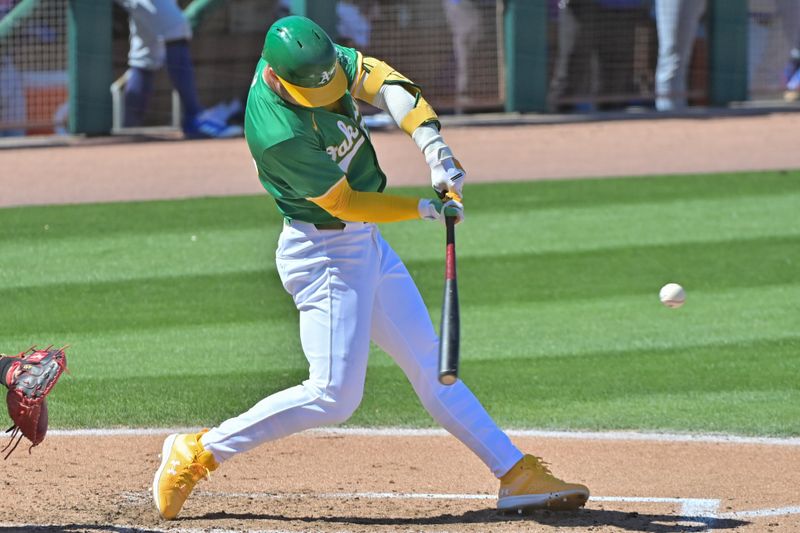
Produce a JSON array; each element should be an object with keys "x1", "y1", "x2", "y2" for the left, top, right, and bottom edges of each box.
[{"x1": 313, "y1": 221, "x2": 347, "y2": 230}]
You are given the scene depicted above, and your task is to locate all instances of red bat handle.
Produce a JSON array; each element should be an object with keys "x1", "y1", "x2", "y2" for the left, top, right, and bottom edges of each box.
[{"x1": 438, "y1": 215, "x2": 460, "y2": 385}]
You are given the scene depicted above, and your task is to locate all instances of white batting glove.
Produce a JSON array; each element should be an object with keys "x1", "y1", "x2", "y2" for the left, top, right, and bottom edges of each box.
[
  {"x1": 430, "y1": 156, "x2": 466, "y2": 199},
  {"x1": 418, "y1": 197, "x2": 465, "y2": 225},
  {"x1": 413, "y1": 124, "x2": 466, "y2": 199}
]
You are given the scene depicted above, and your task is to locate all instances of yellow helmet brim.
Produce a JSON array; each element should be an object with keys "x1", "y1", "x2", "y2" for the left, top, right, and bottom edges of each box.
[{"x1": 276, "y1": 62, "x2": 348, "y2": 108}]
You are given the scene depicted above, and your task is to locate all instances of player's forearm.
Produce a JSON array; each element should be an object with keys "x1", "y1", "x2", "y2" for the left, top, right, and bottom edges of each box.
[
  {"x1": 309, "y1": 177, "x2": 421, "y2": 223},
  {"x1": 412, "y1": 123, "x2": 454, "y2": 170}
]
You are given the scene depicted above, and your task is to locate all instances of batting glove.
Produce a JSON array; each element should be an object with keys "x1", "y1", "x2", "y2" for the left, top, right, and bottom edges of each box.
[
  {"x1": 418, "y1": 197, "x2": 464, "y2": 225},
  {"x1": 430, "y1": 157, "x2": 466, "y2": 200},
  {"x1": 413, "y1": 124, "x2": 466, "y2": 199}
]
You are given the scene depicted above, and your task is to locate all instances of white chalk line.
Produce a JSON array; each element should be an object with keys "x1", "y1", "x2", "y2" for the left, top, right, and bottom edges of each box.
[
  {"x1": 47, "y1": 426, "x2": 800, "y2": 446},
  {"x1": 717, "y1": 506, "x2": 800, "y2": 519},
  {"x1": 124, "y1": 489, "x2": 724, "y2": 523}
]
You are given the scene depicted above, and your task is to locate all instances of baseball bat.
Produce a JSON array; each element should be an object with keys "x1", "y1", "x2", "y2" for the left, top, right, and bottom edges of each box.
[{"x1": 438, "y1": 214, "x2": 460, "y2": 385}]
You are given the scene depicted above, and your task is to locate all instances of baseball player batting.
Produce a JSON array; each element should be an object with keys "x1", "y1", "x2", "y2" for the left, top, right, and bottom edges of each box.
[{"x1": 152, "y1": 15, "x2": 589, "y2": 520}]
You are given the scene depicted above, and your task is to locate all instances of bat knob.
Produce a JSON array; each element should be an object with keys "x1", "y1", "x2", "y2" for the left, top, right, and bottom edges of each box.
[{"x1": 439, "y1": 374, "x2": 457, "y2": 386}]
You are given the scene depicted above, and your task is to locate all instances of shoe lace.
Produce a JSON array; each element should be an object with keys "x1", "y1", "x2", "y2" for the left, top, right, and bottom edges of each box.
[
  {"x1": 525, "y1": 455, "x2": 554, "y2": 476},
  {"x1": 172, "y1": 460, "x2": 212, "y2": 490}
]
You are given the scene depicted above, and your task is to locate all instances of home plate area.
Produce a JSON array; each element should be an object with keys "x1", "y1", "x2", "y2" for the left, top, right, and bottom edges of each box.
[
  {"x1": 108, "y1": 488, "x2": 798, "y2": 532},
  {"x1": 3, "y1": 429, "x2": 799, "y2": 532}
]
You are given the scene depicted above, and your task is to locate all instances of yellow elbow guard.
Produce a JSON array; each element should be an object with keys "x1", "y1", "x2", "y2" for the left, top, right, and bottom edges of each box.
[
  {"x1": 400, "y1": 96, "x2": 437, "y2": 135},
  {"x1": 361, "y1": 58, "x2": 397, "y2": 103},
  {"x1": 357, "y1": 57, "x2": 439, "y2": 135}
]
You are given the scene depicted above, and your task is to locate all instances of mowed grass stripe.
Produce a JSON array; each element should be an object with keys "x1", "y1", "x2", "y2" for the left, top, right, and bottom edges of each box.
[
  {"x1": 48, "y1": 337, "x2": 800, "y2": 431},
  {"x1": 0, "y1": 180, "x2": 800, "y2": 288},
  {"x1": 0, "y1": 269, "x2": 293, "y2": 336},
  {"x1": 0, "y1": 228, "x2": 279, "y2": 288},
  {"x1": 411, "y1": 234, "x2": 800, "y2": 305},
  {"x1": 15, "y1": 320, "x2": 307, "y2": 379},
  {"x1": 0, "y1": 195, "x2": 278, "y2": 243},
  {"x1": 13, "y1": 282, "x2": 798, "y2": 378},
  {"x1": 3, "y1": 190, "x2": 798, "y2": 289},
  {"x1": 3, "y1": 223, "x2": 798, "y2": 296},
  {"x1": 2, "y1": 170, "x2": 799, "y2": 244},
  {"x1": 387, "y1": 191, "x2": 800, "y2": 258},
  {"x1": 455, "y1": 283, "x2": 800, "y2": 361},
  {"x1": 52, "y1": 367, "x2": 310, "y2": 428},
  {"x1": 475, "y1": 170, "x2": 800, "y2": 210},
  {"x1": 356, "y1": 337, "x2": 800, "y2": 433},
  {"x1": 4, "y1": 232, "x2": 795, "y2": 336}
]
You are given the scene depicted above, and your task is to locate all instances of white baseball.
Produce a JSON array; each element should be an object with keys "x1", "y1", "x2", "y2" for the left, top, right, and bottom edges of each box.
[{"x1": 659, "y1": 283, "x2": 686, "y2": 308}]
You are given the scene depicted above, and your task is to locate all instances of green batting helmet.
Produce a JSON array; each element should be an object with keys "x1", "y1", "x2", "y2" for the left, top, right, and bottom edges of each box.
[{"x1": 261, "y1": 16, "x2": 347, "y2": 108}]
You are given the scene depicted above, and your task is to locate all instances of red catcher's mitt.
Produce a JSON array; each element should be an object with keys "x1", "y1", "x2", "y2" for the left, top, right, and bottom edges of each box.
[{"x1": 3, "y1": 346, "x2": 67, "y2": 459}]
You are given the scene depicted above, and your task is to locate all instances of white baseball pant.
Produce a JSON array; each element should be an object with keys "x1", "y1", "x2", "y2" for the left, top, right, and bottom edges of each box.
[{"x1": 202, "y1": 221, "x2": 524, "y2": 478}]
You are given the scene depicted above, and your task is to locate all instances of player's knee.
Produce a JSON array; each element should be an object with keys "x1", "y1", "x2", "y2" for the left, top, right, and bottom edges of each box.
[
  {"x1": 324, "y1": 389, "x2": 363, "y2": 424},
  {"x1": 305, "y1": 382, "x2": 364, "y2": 425}
]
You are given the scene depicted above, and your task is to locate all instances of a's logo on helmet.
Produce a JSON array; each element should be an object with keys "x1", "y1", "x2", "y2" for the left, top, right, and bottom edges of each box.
[{"x1": 319, "y1": 65, "x2": 336, "y2": 85}]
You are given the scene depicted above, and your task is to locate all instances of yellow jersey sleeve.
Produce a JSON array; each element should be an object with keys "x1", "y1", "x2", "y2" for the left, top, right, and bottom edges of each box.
[{"x1": 309, "y1": 177, "x2": 420, "y2": 223}]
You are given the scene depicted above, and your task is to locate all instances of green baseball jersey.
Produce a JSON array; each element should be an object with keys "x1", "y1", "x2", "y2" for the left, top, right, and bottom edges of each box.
[{"x1": 244, "y1": 45, "x2": 386, "y2": 224}]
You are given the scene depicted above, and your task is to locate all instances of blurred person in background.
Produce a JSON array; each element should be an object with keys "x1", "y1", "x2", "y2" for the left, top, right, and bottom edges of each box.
[
  {"x1": 778, "y1": 0, "x2": 800, "y2": 101},
  {"x1": 549, "y1": 0, "x2": 594, "y2": 112},
  {"x1": 748, "y1": 0, "x2": 799, "y2": 99},
  {"x1": 0, "y1": 0, "x2": 27, "y2": 136},
  {"x1": 336, "y1": 0, "x2": 378, "y2": 50},
  {"x1": 654, "y1": 0, "x2": 707, "y2": 111},
  {"x1": 115, "y1": 0, "x2": 239, "y2": 138},
  {"x1": 784, "y1": 45, "x2": 800, "y2": 101},
  {"x1": 592, "y1": 0, "x2": 647, "y2": 108},
  {"x1": 743, "y1": 0, "x2": 800, "y2": 101},
  {"x1": 442, "y1": 0, "x2": 481, "y2": 112},
  {"x1": 549, "y1": 0, "x2": 646, "y2": 112},
  {"x1": 0, "y1": 46, "x2": 25, "y2": 137},
  {"x1": 334, "y1": 0, "x2": 394, "y2": 129}
]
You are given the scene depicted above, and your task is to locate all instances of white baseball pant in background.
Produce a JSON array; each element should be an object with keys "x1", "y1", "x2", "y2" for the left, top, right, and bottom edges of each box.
[
  {"x1": 202, "y1": 221, "x2": 524, "y2": 478},
  {"x1": 654, "y1": 0, "x2": 708, "y2": 111},
  {"x1": 116, "y1": 0, "x2": 192, "y2": 70}
]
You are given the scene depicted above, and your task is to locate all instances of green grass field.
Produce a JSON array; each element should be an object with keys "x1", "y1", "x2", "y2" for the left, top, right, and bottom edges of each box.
[{"x1": 2, "y1": 171, "x2": 799, "y2": 435}]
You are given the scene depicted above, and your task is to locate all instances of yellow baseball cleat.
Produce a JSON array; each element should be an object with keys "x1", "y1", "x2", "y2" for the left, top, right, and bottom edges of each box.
[
  {"x1": 497, "y1": 454, "x2": 589, "y2": 512},
  {"x1": 153, "y1": 430, "x2": 218, "y2": 520}
]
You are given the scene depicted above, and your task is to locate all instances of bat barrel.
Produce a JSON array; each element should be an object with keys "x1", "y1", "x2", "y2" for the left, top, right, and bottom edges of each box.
[
  {"x1": 438, "y1": 280, "x2": 460, "y2": 384},
  {"x1": 438, "y1": 216, "x2": 460, "y2": 385}
]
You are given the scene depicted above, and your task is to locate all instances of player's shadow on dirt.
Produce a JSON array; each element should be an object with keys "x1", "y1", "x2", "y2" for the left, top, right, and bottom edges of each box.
[
  {"x1": 0, "y1": 527, "x2": 165, "y2": 533},
  {"x1": 191, "y1": 508, "x2": 748, "y2": 532}
]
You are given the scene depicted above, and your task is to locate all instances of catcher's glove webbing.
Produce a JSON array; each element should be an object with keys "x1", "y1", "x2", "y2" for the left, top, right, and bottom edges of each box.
[{"x1": 2, "y1": 346, "x2": 67, "y2": 459}]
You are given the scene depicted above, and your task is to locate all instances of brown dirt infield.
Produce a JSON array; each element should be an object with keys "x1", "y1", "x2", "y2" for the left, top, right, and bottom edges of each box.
[
  {"x1": 2, "y1": 112, "x2": 800, "y2": 532},
  {"x1": 4, "y1": 431, "x2": 800, "y2": 532},
  {"x1": 4, "y1": 112, "x2": 800, "y2": 207}
]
